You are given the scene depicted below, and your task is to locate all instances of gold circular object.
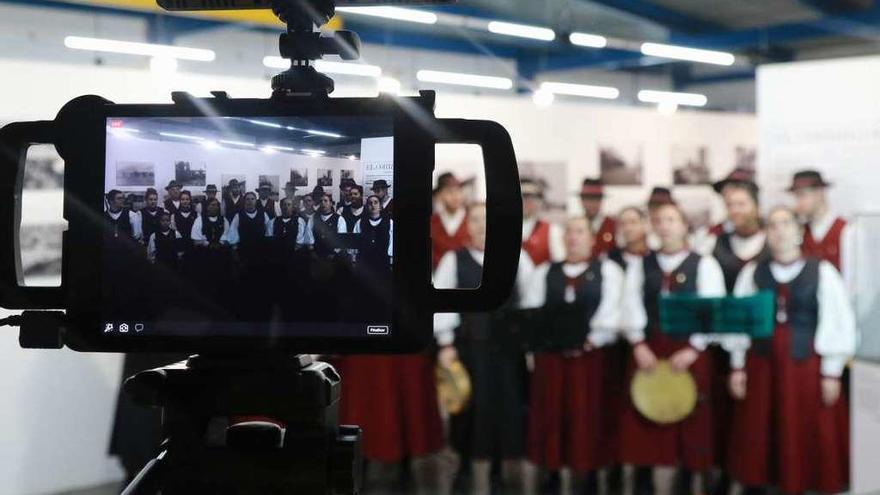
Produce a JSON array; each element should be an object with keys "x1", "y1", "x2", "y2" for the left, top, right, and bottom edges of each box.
[
  {"x1": 603, "y1": 232, "x2": 613, "y2": 242},
  {"x1": 630, "y1": 360, "x2": 698, "y2": 424},
  {"x1": 676, "y1": 273, "x2": 687, "y2": 284},
  {"x1": 436, "y1": 359, "x2": 472, "y2": 415}
]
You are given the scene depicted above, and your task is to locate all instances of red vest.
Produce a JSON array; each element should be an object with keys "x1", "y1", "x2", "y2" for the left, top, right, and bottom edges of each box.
[
  {"x1": 591, "y1": 216, "x2": 616, "y2": 259},
  {"x1": 523, "y1": 220, "x2": 551, "y2": 266},
  {"x1": 708, "y1": 222, "x2": 725, "y2": 237},
  {"x1": 802, "y1": 217, "x2": 846, "y2": 270},
  {"x1": 431, "y1": 211, "x2": 470, "y2": 268}
]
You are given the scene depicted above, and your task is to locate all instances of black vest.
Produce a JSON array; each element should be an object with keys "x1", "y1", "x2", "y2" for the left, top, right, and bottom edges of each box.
[
  {"x1": 607, "y1": 247, "x2": 626, "y2": 269},
  {"x1": 643, "y1": 252, "x2": 700, "y2": 336},
  {"x1": 713, "y1": 232, "x2": 770, "y2": 293},
  {"x1": 201, "y1": 216, "x2": 225, "y2": 244},
  {"x1": 358, "y1": 217, "x2": 392, "y2": 268},
  {"x1": 153, "y1": 230, "x2": 180, "y2": 266},
  {"x1": 174, "y1": 211, "x2": 196, "y2": 240},
  {"x1": 258, "y1": 198, "x2": 277, "y2": 220},
  {"x1": 313, "y1": 213, "x2": 342, "y2": 257},
  {"x1": 140, "y1": 208, "x2": 164, "y2": 243},
  {"x1": 163, "y1": 199, "x2": 180, "y2": 216},
  {"x1": 104, "y1": 209, "x2": 133, "y2": 239},
  {"x1": 273, "y1": 216, "x2": 300, "y2": 249},
  {"x1": 753, "y1": 258, "x2": 820, "y2": 360},
  {"x1": 541, "y1": 261, "x2": 603, "y2": 350},
  {"x1": 224, "y1": 195, "x2": 243, "y2": 222},
  {"x1": 237, "y1": 212, "x2": 266, "y2": 258},
  {"x1": 340, "y1": 208, "x2": 362, "y2": 234}
]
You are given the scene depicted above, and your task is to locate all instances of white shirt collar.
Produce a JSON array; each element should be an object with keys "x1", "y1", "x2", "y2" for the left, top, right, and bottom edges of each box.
[
  {"x1": 656, "y1": 250, "x2": 691, "y2": 273},
  {"x1": 321, "y1": 212, "x2": 334, "y2": 220},
  {"x1": 729, "y1": 231, "x2": 767, "y2": 260},
  {"x1": 245, "y1": 211, "x2": 258, "y2": 219},
  {"x1": 468, "y1": 248, "x2": 485, "y2": 265},
  {"x1": 770, "y1": 259, "x2": 807, "y2": 284},
  {"x1": 208, "y1": 215, "x2": 219, "y2": 222},
  {"x1": 562, "y1": 261, "x2": 589, "y2": 278},
  {"x1": 160, "y1": 230, "x2": 172, "y2": 237},
  {"x1": 810, "y1": 212, "x2": 837, "y2": 241},
  {"x1": 281, "y1": 217, "x2": 292, "y2": 223},
  {"x1": 108, "y1": 210, "x2": 123, "y2": 220},
  {"x1": 352, "y1": 206, "x2": 364, "y2": 216},
  {"x1": 179, "y1": 211, "x2": 192, "y2": 218},
  {"x1": 437, "y1": 204, "x2": 466, "y2": 237},
  {"x1": 369, "y1": 217, "x2": 383, "y2": 226},
  {"x1": 144, "y1": 208, "x2": 159, "y2": 216}
]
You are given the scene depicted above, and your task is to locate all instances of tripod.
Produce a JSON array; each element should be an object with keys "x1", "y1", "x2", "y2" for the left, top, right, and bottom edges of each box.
[{"x1": 120, "y1": 354, "x2": 362, "y2": 495}]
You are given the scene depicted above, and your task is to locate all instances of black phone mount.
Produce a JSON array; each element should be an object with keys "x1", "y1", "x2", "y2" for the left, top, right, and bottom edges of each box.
[
  {"x1": 120, "y1": 354, "x2": 362, "y2": 495},
  {"x1": 269, "y1": 0, "x2": 362, "y2": 97}
]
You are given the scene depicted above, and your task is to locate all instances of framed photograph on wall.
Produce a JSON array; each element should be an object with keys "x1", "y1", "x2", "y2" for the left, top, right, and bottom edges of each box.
[
  {"x1": 221, "y1": 174, "x2": 246, "y2": 197},
  {"x1": 116, "y1": 161, "x2": 155, "y2": 187},
  {"x1": 291, "y1": 167, "x2": 308, "y2": 187},
  {"x1": 175, "y1": 160, "x2": 206, "y2": 187},
  {"x1": 672, "y1": 144, "x2": 711, "y2": 185},
  {"x1": 259, "y1": 175, "x2": 280, "y2": 194},
  {"x1": 518, "y1": 160, "x2": 569, "y2": 224},
  {"x1": 599, "y1": 143, "x2": 643, "y2": 185},
  {"x1": 317, "y1": 169, "x2": 333, "y2": 187},
  {"x1": 341, "y1": 169, "x2": 354, "y2": 182}
]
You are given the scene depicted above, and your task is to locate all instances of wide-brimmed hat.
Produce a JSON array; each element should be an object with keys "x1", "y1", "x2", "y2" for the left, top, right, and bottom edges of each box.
[
  {"x1": 165, "y1": 180, "x2": 182, "y2": 191},
  {"x1": 713, "y1": 167, "x2": 758, "y2": 194},
  {"x1": 579, "y1": 178, "x2": 604, "y2": 198},
  {"x1": 787, "y1": 170, "x2": 832, "y2": 191},
  {"x1": 204, "y1": 184, "x2": 218, "y2": 193},
  {"x1": 371, "y1": 179, "x2": 391, "y2": 191},
  {"x1": 647, "y1": 186, "x2": 675, "y2": 207}
]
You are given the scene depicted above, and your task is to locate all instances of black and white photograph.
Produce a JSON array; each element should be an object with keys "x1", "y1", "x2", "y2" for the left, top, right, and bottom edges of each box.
[
  {"x1": 258, "y1": 174, "x2": 280, "y2": 195},
  {"x1": 734, "y1": 145, "x2": 757, "y2": 172},
  {"x1": 290, "y1": 167, "x2": 308, "y2": 187},
  {"x1": 221, "y1": 174, "x2": 246, "y2": 196},
  {"x1": 115, "y1": 161, "x2": 155, "y2": 186},
  {"x1": 341, "y1": 169, "x2": 354, "y2": 182},
  {"x1": 174, "y1": 160, "x2": 206, "y2": 187},
  {"x1": 23, "y1": 144, "x2": 64, "y2": 189},
  {"x1": 672, "y1": 144, "x2": 711, "y2": 185},
  {"x1": 518, "y1": 160, "x2": 568, "y2": 224},
  {"x1": 599, "y1": 143, "x2": 643, "y2": 185},
  {"x1": 317, "y1": 168, "x2": 333, "y2": 187}
]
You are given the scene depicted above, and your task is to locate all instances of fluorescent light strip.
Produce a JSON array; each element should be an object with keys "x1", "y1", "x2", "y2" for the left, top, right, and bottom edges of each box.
[
  {"x1": 307, "y1": 129, "x2": 343, "y2": 138},
  {"x1": 64, "y1": 36, "x2": 215, "y2": 61},
  {"x1": 220, "y1": 140, "x2": 255, "y2": 147},
  {"x1": 640, "y1": 42, "x2": 735, "y2": 66},
  {"x1": 314, "y1": 60, "x2": 382, "y2": 78},
  {"x1": 266, "y1": 145, "x2": 296, "y2": 152},
  {"x1": 108, "y1": 126, "x2": 140, "y2": 133},
  {"x1": 301, "y1": 149, "x2": 326, "y2": 155},
  {"x1": 638, "y1": 90, "x2": 708, "y2": 107},
  {"x1": 569, "y1": 32, "x2": 607, "y2": 49},
  {"x1": 247, "y1": 119, "x2": 283, "y2": 129},
  {"x1": 540, "y1": 82, "x2": 619, "y2": 100},
  {"x1": 160, "y1": 132, "x2": 204, "y2": 141},
  {"x1": 335, "y1": 6, "x2": 438, "y2": 24},
  {"x1": 417, "y1": 70, "x2": 513, "y2": 90},
  {"x1": 487, "y1": 21, "x2": 555, "y2": 41}
]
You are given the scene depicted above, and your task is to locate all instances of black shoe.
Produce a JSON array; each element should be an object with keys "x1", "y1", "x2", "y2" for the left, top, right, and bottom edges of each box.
[
  {"x1": 573, "y1": 471, "x2": 599, "y2": 495},
  {"x1": 539, "y1": 470, "x2": 561, "y2": 495},
  {"x1": 634, "y1": 466, "x2": 654, "y2": 495},
  {"x1": 607, "y1": 464, "x2": 623, "y2": 495}
]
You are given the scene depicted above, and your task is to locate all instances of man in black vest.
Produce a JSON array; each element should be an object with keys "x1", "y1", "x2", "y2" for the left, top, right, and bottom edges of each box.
[
  {"x1": 338, "y1": 178, "x2": 355, "y2": 214},
  {"x1": 257, "y1": 180, "x2": 280, "y2": 219},
  {"x1": 224, "y1": 179, "x2": 244, "y2": 222},
  {"x1": 313, "y1": 193, "x2": 345, "y2": 259},
  {"x1": 105, "y1": 189, "x2": 143, "y2": 243},
  {"x1": 196, "y1": 184, "x2": 219, "y2": 215},
  {"x1": 163, "y1": 180, "x2": 182, "y2": 215},
  {"x1": 339, "y1": 184, "x2": 364, "y2": 233},
  {"x1": 371, "y1": 179, "x2": 394, "y2": 217},
  {"x1": 140, "y1": 188, "x2": 165, "y2": 246},
  {"x1": 229, "y1": 192, "x2": 271, "y2": 318},
  {"x1": 173, "y1": 190, "x2": 197, "y2": 261},
  {"x1": 147, "y1": 211, "x2": 184, "y2": 269}
]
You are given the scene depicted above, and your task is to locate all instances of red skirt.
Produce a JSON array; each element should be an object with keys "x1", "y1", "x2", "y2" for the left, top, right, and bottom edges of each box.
[
  {"x1": 618, "y1": 335, "x2": 714, "y2": 470},
  {"x1": 727, "y1": 325, "x2": 849, "y2": 494},
  {"x1": 527, "y1": 349, "x2": 612, "y2": 473},
  {"x1": 334, "y1": 354, "x2": 444, "y2": 463}
]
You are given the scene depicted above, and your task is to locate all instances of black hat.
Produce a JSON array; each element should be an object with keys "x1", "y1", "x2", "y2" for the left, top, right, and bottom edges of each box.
[
  {"x1": 434, "y1": 172, "x2": 462, "y2": 194},
  {"x1": 787, "y1": 170, "x2": 832, "y2": 191},
  {"x1": 579, "y1": 178, "x2": 604, "y2": 198},
  {"x1": 713, "y1": 167, "x2": 758, "y2": 194},
  {"x1": 520, "y1": 177, "x2": 545, "y2": 198},
  {"x1": 204, "y1": 184, "x2": 218, "y2": 193},
  {"x1": 258, "y1": 181, "x2": 273, "y2": 190},
  {"x1": 227, "y1": 179, "x2": 240, "y2": 187},
  {"x1": 371, "y1": 179, "x2": 391, "y2": 191},
  {"x1": 165, "y1": 180, "x2": 181, "y2": 191},
  {"x1": 647, "y1": 187, "x2": 675, "y2": 207},
  {"x1": 284, "y1": 181, "x2": 297, "y2": 192}
]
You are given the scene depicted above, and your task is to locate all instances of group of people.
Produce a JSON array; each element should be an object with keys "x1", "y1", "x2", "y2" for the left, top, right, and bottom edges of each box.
[
  {"x1": 102, "y1": 176, "x2": 395, "y2": 323},
  {"x1": 333, "y1": 169, "x2": 856, "y2": 495}
]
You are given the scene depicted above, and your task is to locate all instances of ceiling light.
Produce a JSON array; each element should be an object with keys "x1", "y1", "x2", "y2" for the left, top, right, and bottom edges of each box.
[
  {"x1": 201, "y1": 140, "x2": 219, "y2": 149},
  {"x1": 247, "y1": 119, "x2": 284, "y2": 129},
  {"x1": 261, "y1": 147, "x2": 277, "y2": 154},
  {"x1": 417, "y1": 70, "x2": 513, "y2": 90},
  {"x1": 540, "y1": 82, "x2": 619, "y2": 99},
  {"x1": 657, "y1": 101, "x2": 679, "y2": 115},
  {"x1": 64, "y1": 36, "x2": 215, "y2": 61},
  {"x1": 220, "y1": 140, "x2": 255, "y2": 147},
  {"x1": 487, "y1": 21, "x2": 555, "y2": 41},
  {"x1": 302, "y1": 149, "x2": 326, "y2": 155},
  {"x1": 348, "y1": 155, "x2": 358, "y2": 161},
  {"x1": 640, "y1": 42, "x2": 735, "y2": 66},
  {"x1": 265, "y1": 145, "x2": 296, "y2": 152},
  {"x1": 306, "y1": 129, "x2": 343, "y2": 138},
  {"x1": 569, "y1": 32, "x2": 607, "y2": 49},
  {"x1": 159, "y1": 132, "x2": 204, "y2": 141},
  {"x1": 638, "y1": 89, "x2": 707, "y2": 107},
  {"x1": 378, "y1": 77, "x2": 402, "y2": 95},
  {"x1": 532, "y1": 89, "x2": 555, "y2": 108},
  {"x1": 314, "y1": 60, "x2": 382, "y2": 78},
  {"x1": 150, "y1": 55, "x2": 178, "y2": 76},
  {"x1": 335, "y1": 6, "x2": 438, "y2": 24}
]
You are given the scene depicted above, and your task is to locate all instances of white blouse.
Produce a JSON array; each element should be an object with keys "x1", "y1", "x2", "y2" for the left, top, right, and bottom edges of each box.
[
  {"x1": 733, "y1": 259, "x2": 857, "y2": 377},
  {"x1": 190, "y1": 216, "x2": 232, "y2": 246}
]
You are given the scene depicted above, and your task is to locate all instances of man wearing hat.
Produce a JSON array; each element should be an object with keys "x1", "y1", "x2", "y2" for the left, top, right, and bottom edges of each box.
[
  {"x1": 788, "y1": 170, "x2": 851, "y2": 274},
  {"x1": 282, "y1": 182, "x2": 298, "y2": 203},
  {"x1": 580, "y1": 178, "x2": 616, "y2": 259},
  {"x1": 163, "y1": 180, "x2": 183, "y2": 215},
  {"x1": 431, "y1": 172, "x2": 470, "y2": 268},
  {"x1": 196, "y1": 184, "x2": 220, "y2": 215},
  {"x1": 140, "y1": 188, "x2": 167, "y2": 246},
  {"x1": 256, "y1": 180, "x2": 281, "y2": 220},
  {"x1": 223, "y1": 179, "x2": 244, "y2": 223},
  {"x1": 521, "y1": 178, "x2": 564, "y2": 267},
  {"x1": 372, "y1": 179, "x2": 394, "y2": 217}
]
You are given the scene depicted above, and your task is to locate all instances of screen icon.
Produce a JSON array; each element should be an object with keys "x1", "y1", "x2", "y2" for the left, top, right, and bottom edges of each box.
[
  {"x1": 134, "y1": 323, "x2": 144, "y2": 333},
  {"x1": 104, "y1": 323, "x2": 114, "y2": 333},
  {"x1": 119, "y1": 323, "x2": 130, "y2": 333},
  {"x1": 367, "y1": 325, "x2": 390, "y2": 335}
]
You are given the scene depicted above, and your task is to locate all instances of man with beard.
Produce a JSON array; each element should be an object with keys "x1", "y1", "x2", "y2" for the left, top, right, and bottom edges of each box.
[
  {"x1": 339, "y1": 184, "x2": 364, "y2": 234},
  {"x1": 163, "y1": 180, "x2": 183, "y2": 215},
  {"x1": 338, "y1": 178, "x2": 355, "y2": 214},
  {"x1": 312, "y1": 193, "x2": 346, "y2": 258},
  {"x1": 139, "y1": 188, "x2": 166, "y2": 246}
]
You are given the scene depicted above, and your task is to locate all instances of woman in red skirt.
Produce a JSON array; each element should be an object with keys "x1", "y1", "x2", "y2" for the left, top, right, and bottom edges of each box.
[
  {"x1": 618, "y1": 203, "x2": 736, "y2": 495},
  {"x1": 727, "y1": 206, "x2": 855, "y2": 495},
  {"x1": 523, "y1": 216, "x2": 626, "y2": 494}
]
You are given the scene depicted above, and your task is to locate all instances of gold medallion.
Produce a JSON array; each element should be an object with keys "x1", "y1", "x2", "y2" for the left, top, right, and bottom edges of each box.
[{"x1": 676, "y1": 273, "x2": 687, "y2": 284}]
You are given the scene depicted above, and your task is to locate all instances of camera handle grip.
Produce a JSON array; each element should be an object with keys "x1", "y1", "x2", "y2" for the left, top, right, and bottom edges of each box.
[
  {"x1": 0, "y1": 121, "x2": 64, "y2": 309},
  {"x1": 431, "y1": 119, "x2": 522, "y2": 313}
]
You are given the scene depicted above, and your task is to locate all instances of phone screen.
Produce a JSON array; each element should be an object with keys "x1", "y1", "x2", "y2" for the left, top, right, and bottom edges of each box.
[{"x1": 101, "y1": 115, "x2": 394, "y2": 339}]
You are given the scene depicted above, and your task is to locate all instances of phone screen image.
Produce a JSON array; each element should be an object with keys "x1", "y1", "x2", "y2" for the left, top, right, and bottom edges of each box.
[{"x1": 101, "y1": 115, "x2": 394, "y2": 339}]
